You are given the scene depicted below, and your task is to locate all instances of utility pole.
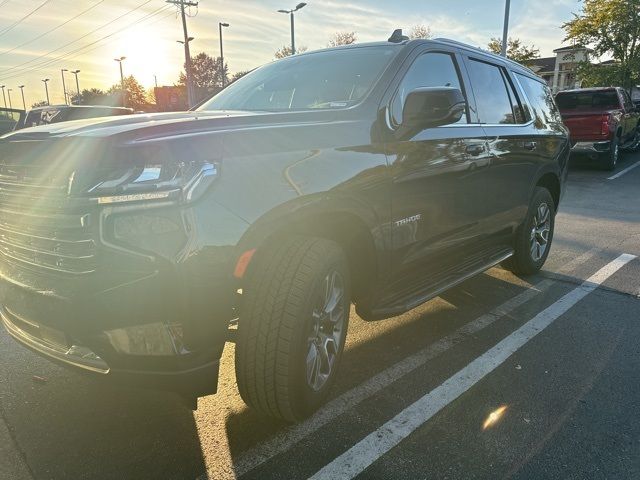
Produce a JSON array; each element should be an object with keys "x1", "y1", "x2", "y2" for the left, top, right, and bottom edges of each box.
[
  {"x1": 18, "y1": 85, "x2": 25, "y2": 110},
  {"x1": 42, "y1": 78, "x2": 50, "y2": 105},
  {"x1": 167, "y1": 0, "x2": 198, "y2": 108},
  {"x1": 219, "y1": 22, "x2": 229, "y2": 87},
  {"x1": 61, "y1": 68, "x2": 68, "y2": 104},
  {"x1": 501, "y1": 0, "x2": 511, "y2": 57},
  {"x1": 6, "y1": 89, "x2": 12, "y2": 109},
  {"x1": 0, "y1": 85, "x2": 6, "y2": 109}
]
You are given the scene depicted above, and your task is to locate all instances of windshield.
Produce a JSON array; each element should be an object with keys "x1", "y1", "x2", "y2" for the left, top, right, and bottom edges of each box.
[
  {"x1": 556, "y1": 90, "x2": 620, "y2": 111},
  {"x1": 198, "y1": 45, "x2": 399, "y2": 112}
]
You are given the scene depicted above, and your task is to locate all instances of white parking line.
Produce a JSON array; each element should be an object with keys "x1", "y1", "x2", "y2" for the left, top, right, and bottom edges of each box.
[
  {"x1": 309, "y1": 253, "x2": 635, "y2": 480},
  {"x1": 608, "y1": 160, "x2": 640, "y2": 180},
  {"x1": 230, "y1": 248, "x2": 601, "y2": 478}
]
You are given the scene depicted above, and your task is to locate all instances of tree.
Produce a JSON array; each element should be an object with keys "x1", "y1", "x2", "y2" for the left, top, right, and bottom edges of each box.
[
  {"x1": 178, "y1": 52, "x2": 228, "y2": 88},
  {"x1": 230, "y1": 70, "x2": 251, "y2": 83},
  {"x1": 575, "y1": 61, "x2": 623, "y2": 88},
  {"x1": 328, "y1": 31, "x2": 357, "y2": 47},
  {"x1": 31, "y1": 100, "x2": 48, "y2": 108},
  {"x1": 563, "y1": 0, "x2": 640, "y2": 90},
  {"x1": 274, "y1": 45, "x2": 308, "y2": 59},
  {"x1": 409, "y1": 24, "x2": 432, "y2": 40},
  {"x1": 145, "y1": 87, "x2": 156, "y2": 105},
  {"x1": 487, "y1": 37, "x2": 540, "y2": 65},
  {"x1": 72, "y1": 88, "x2": 107, "y2": 105},
  {"x1": 108, "y1": 75, "x2": 147, "y2": 110}
]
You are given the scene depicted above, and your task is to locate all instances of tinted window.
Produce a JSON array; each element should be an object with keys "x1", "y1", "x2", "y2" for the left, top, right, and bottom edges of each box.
[
  {"x1": 467, "y1": 59, "x2": 515, "y2": 124},
  {"x1": 621, "y1": 90, "x2": 634, "y2": 111},
  {"x1": 200, "y1": 46, "x2": 398, "y2": 112},
  {"x1": 517, "y1": 74, "x2": 562, "y2": 127},
  {"x1": 390, "y1": 52, "x2": 466, "y2": 125},
  {"x1": 555, "y1": 90, "x2": 620, "y2": 111}
]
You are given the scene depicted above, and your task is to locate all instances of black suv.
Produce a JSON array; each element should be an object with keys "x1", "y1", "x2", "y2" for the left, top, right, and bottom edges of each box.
[{"x1": 0, "y1": 35, "x2": 569, "y2": 421}]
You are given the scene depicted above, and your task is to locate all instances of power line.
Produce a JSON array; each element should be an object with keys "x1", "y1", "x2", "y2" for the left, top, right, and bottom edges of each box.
[
  {"x1": 0, "y1": 6, "x2": 173, "y2": 82},
  {"x1": 0, "y1": 1, "x2": 11, "y2": 9},
  {"x1": 0, "y1": 0, "x2": 106, "y2": 58},
  {"x1": 0, "y1": 0, "x2": 156, "y2": 76},
  {"x1": 0, "y1": 0, "x2": 52, "y2": 38}
]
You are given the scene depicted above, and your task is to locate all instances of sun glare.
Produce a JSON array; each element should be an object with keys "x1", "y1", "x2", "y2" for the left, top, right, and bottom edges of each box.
[
  {"x1": 108, "y1": 24, "x2": 175, "y2": 88},
  {"x1": 482, "y1": 405, "x2": 508, "y2": 431}
]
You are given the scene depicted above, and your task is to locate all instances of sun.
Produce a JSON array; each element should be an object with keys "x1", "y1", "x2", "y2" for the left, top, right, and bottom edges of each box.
[{"x1": 107, "y1": 23, "x2": 178, "y2": 88}]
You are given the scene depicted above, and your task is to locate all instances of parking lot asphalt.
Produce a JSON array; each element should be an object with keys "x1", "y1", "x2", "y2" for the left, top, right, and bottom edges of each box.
[{"x1": 1, "y1": 153, "x2": 639, "y2": 480}]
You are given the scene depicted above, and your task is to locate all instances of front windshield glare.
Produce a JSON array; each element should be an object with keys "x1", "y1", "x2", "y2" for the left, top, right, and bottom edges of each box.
[{"x1": 199, "y1": 46, "x2": 398, "y2": 112}]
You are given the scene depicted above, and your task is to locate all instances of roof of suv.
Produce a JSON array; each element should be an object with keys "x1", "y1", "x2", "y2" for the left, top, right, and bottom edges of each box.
[{"x1": 296, "y1": 37, "x2": 538, "y2": 80}]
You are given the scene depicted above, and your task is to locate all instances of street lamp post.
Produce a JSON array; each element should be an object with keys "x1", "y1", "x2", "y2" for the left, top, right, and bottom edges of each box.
[
  {"x1": 42, "y1": 79, "x2": 50, "y2": 105},
  {"x1": 219, "y1": 22, "x2": 229, "y2": 87},
  {"x1": 6, "y1": 89, "x2": 12, "y2": 109},
  {"x1": 501, "y1": 0, "x2": 511, "y2": 57},
  {"x1": 18, "y1": 85, "x2": 25, "y2": 110},
  {"x1": 114, "y1": 57, "x2": 126, "y2": 107},
  {"x1": 277, "y1": 3, "x2": 307, "y2": 55},
  {"x1": 0, "y1": 85, "x2": 6, "y2": 109},
  {"x1": 61, "y1": 68, "x2": 68, "y2": 104},
  {"x1": 71, "y1": 69, "x2": 81, "y2": 103}
]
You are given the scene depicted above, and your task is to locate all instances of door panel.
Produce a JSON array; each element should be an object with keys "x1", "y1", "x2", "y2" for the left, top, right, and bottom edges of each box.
[
  {"x1": 382, "y1": 50, "x2": 492, "y2": 289},
  {"x1": 387, "y1": 125, "x2": 491, "y2": 287}
]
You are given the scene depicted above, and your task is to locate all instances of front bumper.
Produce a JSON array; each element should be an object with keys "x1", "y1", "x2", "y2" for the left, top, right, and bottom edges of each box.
[{"x1": 1, "y1": 300, "x2": 222, "y2": 397}]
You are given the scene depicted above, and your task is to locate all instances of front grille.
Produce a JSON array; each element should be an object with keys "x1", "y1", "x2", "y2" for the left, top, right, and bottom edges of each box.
[{"x1": 0, "y1": 164, "x2": 96, "y2": 276}]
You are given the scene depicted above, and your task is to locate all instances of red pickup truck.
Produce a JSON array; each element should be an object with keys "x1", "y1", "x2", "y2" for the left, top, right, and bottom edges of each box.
[{"x1": 556, "y1": 87, "x2": 639, "y2": 170}]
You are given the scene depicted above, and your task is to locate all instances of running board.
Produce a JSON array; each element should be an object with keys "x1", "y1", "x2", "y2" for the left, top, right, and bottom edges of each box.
[{"x1": 366, "y1": 249, "x2": 513, "y2": 320}]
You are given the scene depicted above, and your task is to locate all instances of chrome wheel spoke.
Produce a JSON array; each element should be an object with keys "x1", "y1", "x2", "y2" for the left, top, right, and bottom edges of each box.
[
  {"x1": 529, "y1": 202, "x2": 551, "y2": 262},
  {"x1": 306, "y1": 343, "x2": 320, "y2": 388},
  {"x1": 306, "y1": 269, "x2": 346, "y2": 391}
]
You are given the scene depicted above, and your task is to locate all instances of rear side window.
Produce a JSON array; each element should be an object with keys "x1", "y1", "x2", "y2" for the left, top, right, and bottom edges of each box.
[
  {"x1": 390, "y1": 52, "x2": 466, "y2": 126},
  {"x1": 466, "y1": 59, "x2": 516, "y2": 124},
  {"x1": 621, "y1": 90, "x2": 634, "y2": 111},
  {"x1": 517, "y1": 74, "x2": 563, "y2": 126}
]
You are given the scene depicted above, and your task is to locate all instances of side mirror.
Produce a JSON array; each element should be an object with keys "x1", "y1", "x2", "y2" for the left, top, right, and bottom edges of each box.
[{"x1": 401, "y1": 87, "x2": 466, "y2": 132}]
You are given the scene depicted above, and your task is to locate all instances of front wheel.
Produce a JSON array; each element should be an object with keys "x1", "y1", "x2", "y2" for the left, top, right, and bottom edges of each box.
[
  {"x1": 235, "y1": 236, "x2": 350, "y2": 421},
  {"x1": 503, "y1": 187, "x2": 555, "y2": 275}
]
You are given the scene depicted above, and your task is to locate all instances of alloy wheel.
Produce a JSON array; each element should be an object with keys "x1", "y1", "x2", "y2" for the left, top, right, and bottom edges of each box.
[
  {"x1": 306, "y1": 270, "x2": 346, "y2": 391},
  {"x1": 530, "y1": 202, "x2": 551, "y2": 262}
]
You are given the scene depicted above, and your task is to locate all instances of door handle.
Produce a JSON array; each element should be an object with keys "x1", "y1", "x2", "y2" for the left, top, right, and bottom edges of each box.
[
  {"x1": 523, "y1": 141, "x2": 537, "y2": 151},
  {"x1": 465, "y1": 143, "x2": 485, "y2": 156}
]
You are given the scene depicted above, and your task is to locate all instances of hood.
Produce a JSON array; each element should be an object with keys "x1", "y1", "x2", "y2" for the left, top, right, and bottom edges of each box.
[
  {"x1": 0, "y1": 108, "x2": 346, "y2": 143},
  {"x1": 1, "y1": 110, "x2": 258, "y2": 141}
]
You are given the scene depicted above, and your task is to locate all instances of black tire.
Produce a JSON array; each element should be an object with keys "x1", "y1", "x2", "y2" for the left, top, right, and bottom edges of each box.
[
  {"x1": 604, "y1": 136, "x2": 620, "y2": 171},
  {"x1": 503, "y1": 187, "x2": 555, "y2": 275},
  {"x1": 235, "y1": 236, "x2": 351, "y2": 421}
]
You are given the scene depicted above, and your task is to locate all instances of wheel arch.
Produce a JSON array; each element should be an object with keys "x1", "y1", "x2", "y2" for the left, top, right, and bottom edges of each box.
[
  {"x1": 235, "y1": 194, "x2": 386, "y2": 305},
  {"x1": 535, "y1": 171, "x2": 561, "y2": 210}
]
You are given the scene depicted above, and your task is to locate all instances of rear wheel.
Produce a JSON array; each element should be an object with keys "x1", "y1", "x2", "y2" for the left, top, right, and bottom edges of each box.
[
  {"x1": 235, "y1": 236, "x2": 350, "y2": 421},
  {"x1": 503, "y1": 187, "x2": 555, "y2": 275},
  {"x1": 604, "y1": 136, "x2": 619, "y2": 171}
]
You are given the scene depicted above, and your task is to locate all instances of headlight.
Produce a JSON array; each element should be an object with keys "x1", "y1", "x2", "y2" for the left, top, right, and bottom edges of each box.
[{"x1": 90, "y1": 160, "x2": 219, "y2": 205}]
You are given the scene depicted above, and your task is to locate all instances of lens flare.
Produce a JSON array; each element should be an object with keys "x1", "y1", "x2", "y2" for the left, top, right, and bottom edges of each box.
[{"x1": 482, "y1": 405, "x2": 508, "y2": 430}]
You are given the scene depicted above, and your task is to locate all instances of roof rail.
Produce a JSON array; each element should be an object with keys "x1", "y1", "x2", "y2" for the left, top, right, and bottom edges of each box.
[{"x1": 433, "y1": 37, "x2": 533, "y2": 72}]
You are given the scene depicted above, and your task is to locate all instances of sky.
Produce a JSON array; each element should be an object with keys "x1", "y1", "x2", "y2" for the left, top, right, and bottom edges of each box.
[{"x1": 0, "y1": 0, "x2": 583, "y2": 108}]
